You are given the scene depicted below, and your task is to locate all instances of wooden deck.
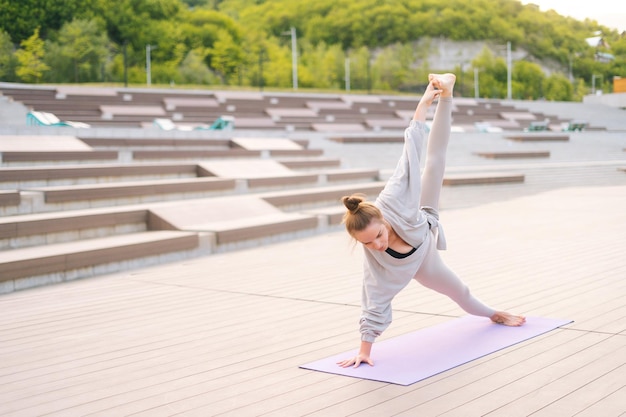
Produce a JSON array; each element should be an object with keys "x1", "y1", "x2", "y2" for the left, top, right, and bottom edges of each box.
[
  {"x1": 0, "y1": 179, "x2": 624, "y2": 416},
  {"x1": 1, "y1": 90, "x2": 625, "y2": 415}
]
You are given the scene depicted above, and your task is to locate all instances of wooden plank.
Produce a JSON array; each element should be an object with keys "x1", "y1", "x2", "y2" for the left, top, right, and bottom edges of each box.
[
  {"x1": 328, "y1": 136, "x2": 403, "y2": 143},
  {"x1": 28, "y1": 177, "x2": 236, "y2": 203},
  {"x1": 506, "y1": 134, "x2": 569, "y2": 142},
  {"x1": 1, "y1": 210, "x2": 147, "y2": 240},
  {"x1": 1, "y1": 151, "x2": 118, "y2": 163},
  {"x1": 475, "y1": 150, "x2": 550, "y2": 159},
  {"x1": 443, "y1": 172, "x2": 525, "y2": 186},
  {"x1": 0, "y1": 163, "x2": 198, "y2": 182},
  {"x1": 131, "y1": 149, "x2": 260, "y2": 160},
  {"x1": 0, "y1": 231, "x2": 198, "y2": 281},
  {"x1": 0, "y1": 190, "x2": 20, "y2": 207}
]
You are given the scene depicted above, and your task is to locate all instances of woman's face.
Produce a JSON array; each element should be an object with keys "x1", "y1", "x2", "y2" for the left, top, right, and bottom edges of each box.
[{"x1": 353, "y1": 219, "x2": 388, "y2": 252}]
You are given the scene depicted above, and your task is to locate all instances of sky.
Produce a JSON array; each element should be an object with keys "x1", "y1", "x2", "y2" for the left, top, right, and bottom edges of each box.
[{"x1": 521, "y1": 0, "x2": 626, "y2": 33}]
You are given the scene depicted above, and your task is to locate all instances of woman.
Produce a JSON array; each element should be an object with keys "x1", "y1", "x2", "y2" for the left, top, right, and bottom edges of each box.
[{"x1": 338, "y1": 73, "x2": 525, "y2": 369}]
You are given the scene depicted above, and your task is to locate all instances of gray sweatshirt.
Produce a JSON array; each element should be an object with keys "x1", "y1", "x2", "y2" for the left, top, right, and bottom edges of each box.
[{"x1": 360, "y1": 120, "x2": 446, "y2": 343}]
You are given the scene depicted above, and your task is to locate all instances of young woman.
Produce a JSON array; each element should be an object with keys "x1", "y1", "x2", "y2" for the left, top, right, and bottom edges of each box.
[{"x1": 338, "y1": 74, "x2": 525, "y2": 368}]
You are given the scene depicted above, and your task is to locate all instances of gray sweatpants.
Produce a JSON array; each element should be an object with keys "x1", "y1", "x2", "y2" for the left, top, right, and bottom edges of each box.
[{"x1": 415, "y1": 97, "x2": 496, "y2": 318}]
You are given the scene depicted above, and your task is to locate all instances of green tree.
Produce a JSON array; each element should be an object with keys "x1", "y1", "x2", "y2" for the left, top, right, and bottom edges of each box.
[
  {"x1": 49, "y1": 19, "x2": 109, "y2": 83},
  {"x1": 177, "y1": 48, "x2": 218, "y2": 84},
  {"x1": 298, "y1": 40, "x2": 344, "y2": 89},
  {"x1": 346, "y1": 46, "x2": 374, "y2": 91},
  {"x1": 207, "y1": 29, "x2": 244, "y2": 84},
  {"x1": 472, "y1": 46, "x2": 508, "y2": 98},
  {"x1": 0, "y1": 30, "x2": 18, "y2": 81},
  {"x1": 14, "y1": 28, "x2": 49, "y2": 83},
  {"x1": 0, "y1": 0, "x2": 97, "y2": 43},
  {"x1": 512, "y1": 60, "x2": 544, "y2": 99},
  {"x1": 543, "y1": 73, "x2": 573, "y2": 101}
]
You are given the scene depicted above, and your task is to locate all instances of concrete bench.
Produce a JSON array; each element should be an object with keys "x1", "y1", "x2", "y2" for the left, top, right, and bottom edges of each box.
[
  {"x1": 506, "y1": 135, "x2": 569, "y2": 142},
  {"x1": 261, "y1": 182, "x2": 386, "y2": 210},
  {"x1": 311, "y1": 123, "x2": 367, "y2": 132},
  {"x1": 148, "y1": 197, "x2": 318, "y2": 247},
  {"x1": 230, "y1": 137, "x2": 303, "y2": 151},
  {"x1": 500, "y1": 112, "x2": 538, "y2": 121},
  {"x1": 323, "y1": 168, "x2": 379, "y2": 183},
  {"x1": 306, "y1": 101, "x2": 353, "y2": 110},
  {"x1": 443, "y1": 172, "x2": 525, "y2": 186},
  {"x1": 477, "y1": 119, "x2": 521, "y2": 129},
  {"x1": 0, "y1": 230, "x2": 198, "y2": 282},
  {"x1": 25, "y1": 177, "x2": 237, "y2": 204},
  {"x1": 340, "y1": 95, "x2": 382, "y2": 104},
  {"x1": 55, "y1": 86, "x2": 118, "y2": 99},
  {"x1": 100, "y1": 105, "x2": 166, "y2": 120},
  {"x1": 302, "y1": 205, "x2": 346, "y2": 227},
  {"x1": 365, "y1": 119, "x2": 410, "y2": 130},
  {"x1": 0, "y1": 134, "x2": 93, "y2": 152},
  {"x1": 213, "y1": 91, "x2": 264, "y2": 103},
  {"x1": 229, "y1": 117, "x2": 277, "y2": 129},
  {"x1": 198, "y1": 159, "x2": 319, "y2": 190},
  {"x1": 162, "y1": 97, "x2": 218, "y2": 111},
  {"x1": 475, "y1": 151, "x2": 550, "y2": 159},
  {"x1": 265, "y1": 107, "x2": 318, "y2": 122}
]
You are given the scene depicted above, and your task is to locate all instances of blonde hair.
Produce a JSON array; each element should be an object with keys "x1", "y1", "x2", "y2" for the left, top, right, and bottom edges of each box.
[{"x1": 341, "y1": 193, "x2": 382, "y2": 237}]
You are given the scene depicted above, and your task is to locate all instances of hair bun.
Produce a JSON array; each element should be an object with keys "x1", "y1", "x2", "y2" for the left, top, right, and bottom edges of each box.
[{"x1": 342, "y1": 194, "x2": 365, "y2": 213}]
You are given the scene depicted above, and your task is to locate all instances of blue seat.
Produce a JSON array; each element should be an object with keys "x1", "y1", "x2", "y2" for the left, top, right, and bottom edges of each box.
[{"x1": 26, "y1": 111, "x2": 90, "y2": 128}]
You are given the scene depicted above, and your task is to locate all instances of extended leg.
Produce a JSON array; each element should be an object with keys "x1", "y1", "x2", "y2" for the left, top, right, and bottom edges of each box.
[
  {"x1": 415, "y1": 241, "x2": 496, "y2": 317},
  {"x1": 420, "y1": 74, "x2": 455, "y2": 210},
  {"x1": 416, "y1": 240, "x2": 526, "y2": 326}
]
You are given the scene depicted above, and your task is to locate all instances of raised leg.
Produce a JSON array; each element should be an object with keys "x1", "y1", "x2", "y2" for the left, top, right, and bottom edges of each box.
[{"x1": 420, "y1": 74, "x2": 455, "y2": 210}]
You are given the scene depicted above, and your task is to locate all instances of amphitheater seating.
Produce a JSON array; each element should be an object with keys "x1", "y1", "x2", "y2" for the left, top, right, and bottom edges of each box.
[
  {"x1": 1, "y1": 82, "x2": 598, "y2": 132},
  {"x1": 8, "y1": 83, "x2": 600, "y2": 293}
]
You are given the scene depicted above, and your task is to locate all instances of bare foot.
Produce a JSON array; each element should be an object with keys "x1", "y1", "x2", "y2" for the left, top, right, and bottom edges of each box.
[
  {"x1": 490, "y1": 311, "x2": 526, "y2": 326},
  {"x1": 429, "y1": 73, "x2": 456, "y2": 97}
]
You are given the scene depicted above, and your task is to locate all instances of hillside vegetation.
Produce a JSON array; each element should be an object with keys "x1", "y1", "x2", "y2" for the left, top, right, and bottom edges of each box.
[{"x1": 0, "y1": 0, "x2": 624, "y2": 101}]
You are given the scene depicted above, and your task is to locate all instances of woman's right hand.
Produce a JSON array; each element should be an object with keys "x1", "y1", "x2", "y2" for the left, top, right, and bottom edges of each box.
[{"x1": 337, "y1": 353, "x2": 374, "y2": 368}]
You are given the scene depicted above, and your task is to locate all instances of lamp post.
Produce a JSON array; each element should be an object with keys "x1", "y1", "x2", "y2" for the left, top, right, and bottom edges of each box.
[
  {"x1": 282, "y1": 27, "x2": 298, "y2": 90},
  {"x1": 474, "y1": 67, "x2": 479, "y2": 99},
  {"x1": 146, "y1": 44, "x2": 157, "y2": 86},
  {"x1": 345, "y1": 55, "x2": 351, "y2": 92},
  {"x1": 592, "y1": 74, "x2": 603, "y2": 94},
  {"x1": 506, "y1": 41, "x2": 512, "y2": 100}
]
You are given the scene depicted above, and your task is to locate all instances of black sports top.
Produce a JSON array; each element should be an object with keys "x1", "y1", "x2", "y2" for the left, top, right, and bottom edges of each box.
[{"x1": 385, "y1": 246, "x2": 418, "y2": 259}]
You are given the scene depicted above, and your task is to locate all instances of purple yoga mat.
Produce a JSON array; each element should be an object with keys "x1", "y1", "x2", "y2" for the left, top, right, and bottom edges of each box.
[{"x1": 300, "y1": 315, "x2": 572, "y2": 385}]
